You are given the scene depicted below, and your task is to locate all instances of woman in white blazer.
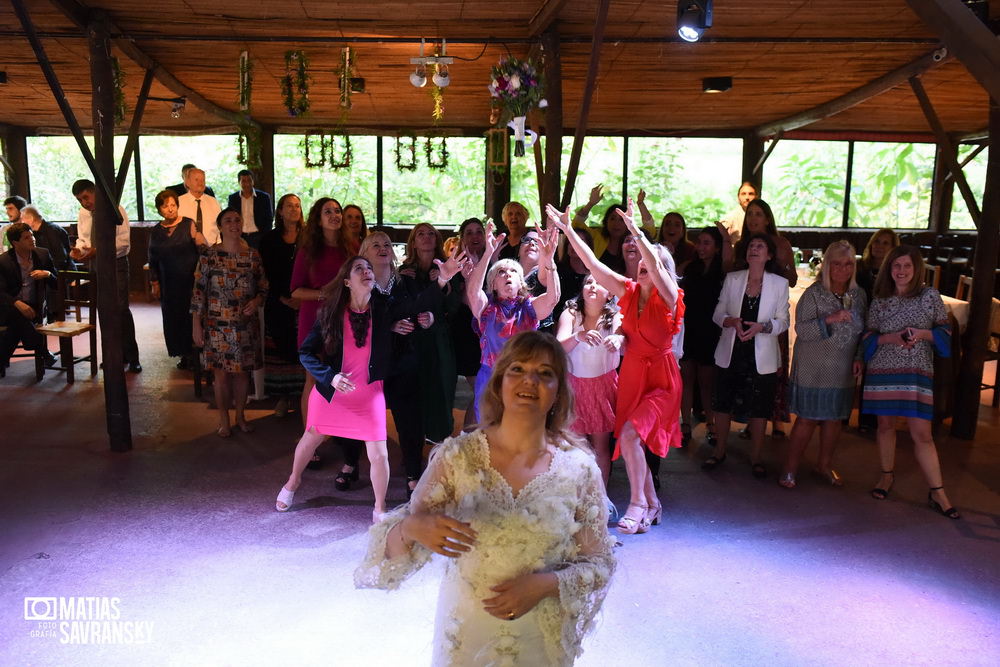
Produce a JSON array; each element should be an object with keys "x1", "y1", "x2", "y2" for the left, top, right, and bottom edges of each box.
[{"x1": 702, "y1": 233, "x2": 790, "y2": 478}]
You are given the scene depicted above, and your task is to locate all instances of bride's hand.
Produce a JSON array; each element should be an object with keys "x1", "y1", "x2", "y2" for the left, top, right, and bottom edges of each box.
[
  {"x1": 400, "y1": 513, "x2": 477, "y2": 558},
  {"x1": 481, "y1": 572, "x2": 558, "y2": 620}
]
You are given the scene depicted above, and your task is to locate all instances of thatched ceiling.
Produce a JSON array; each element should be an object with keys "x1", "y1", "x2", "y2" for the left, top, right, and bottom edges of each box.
[{"x1": 0, "y1": 0, "x2": 993, "y2": 138}]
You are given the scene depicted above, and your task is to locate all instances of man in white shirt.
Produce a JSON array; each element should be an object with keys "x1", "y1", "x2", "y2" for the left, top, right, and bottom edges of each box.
[
  {"x1": 719, "y1": 181, "x2": 758, "y2": 245},
  {"x1": 69, "y1": 179, "x2": 141, "y2": 372},
  {"x1": 226, "y1": 169, "x2": 273, "y2": 249},
  {"x1": 178, "y1": 168, "x2": 222, "y2": 246}
]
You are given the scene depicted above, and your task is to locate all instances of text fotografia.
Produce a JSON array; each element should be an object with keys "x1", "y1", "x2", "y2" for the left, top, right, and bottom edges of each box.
[{"x1": 24, "y1": 597, "x2": 153, "y2": 644}]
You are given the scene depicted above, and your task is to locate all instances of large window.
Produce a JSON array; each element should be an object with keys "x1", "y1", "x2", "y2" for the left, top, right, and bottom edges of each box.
[
  {"x1": 381, "y1": 137, "x2": 485, "y2": 226},
  {"x1": 764, "y1": 140, "x2": 849, "y2": 228},
  {"x1": 510, "y1": 136, "x2": 626, "y2": 225},
  {"x1": 26, "y1": 136, "x2": 138, "y2": 222},
  {"x1": 138, "y1": 135, "x2": 241, "y2": 220},
  {"x1": 951, "y1": 143, "x2": 987, "y2": 231},
  {"x1": 273, "y1": 134, "x2": 377, "y2": 219},
  {"x1": 848, "y1": 142, "x2": 934, "y2": 228},
  {"x1": 628, "y1": 137, "x2": 740, "y2": 228}
]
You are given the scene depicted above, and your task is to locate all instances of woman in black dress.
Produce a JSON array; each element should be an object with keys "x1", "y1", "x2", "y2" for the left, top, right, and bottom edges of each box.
[
  {"x1": 259, "y1": 193, "x2": 306, "y2": 418},
  {"x1": 679, "y1": 226, "x2": 726, "y2": 446},
  {"x1": 148, "y1": 189, "x2": 205, "y2": 369}
]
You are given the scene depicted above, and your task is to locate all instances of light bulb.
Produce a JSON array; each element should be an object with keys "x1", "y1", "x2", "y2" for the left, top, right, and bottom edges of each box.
[
  {"x1": 432, "y1": 66, "x2": 450, "y2": 88},
  {"x1": 409, "y1": 66, "x2": 427, "y2": 88}
]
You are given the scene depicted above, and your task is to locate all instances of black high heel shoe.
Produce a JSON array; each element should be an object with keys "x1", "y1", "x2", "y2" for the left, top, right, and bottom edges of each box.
[
  {"x1": 334, "y1": 465, "x2": 359, "y2": 491},
  {"x1": 928, "y1": 486, "x2": 960, "y2": 520},
  {"x1": 870, "y1": 470, "x2": 894, "y2": 500}
]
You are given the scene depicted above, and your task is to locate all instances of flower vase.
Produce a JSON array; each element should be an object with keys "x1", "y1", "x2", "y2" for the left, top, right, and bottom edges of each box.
[{"x1": 511, "y1": 115, "x2": 527, "y2": 157}]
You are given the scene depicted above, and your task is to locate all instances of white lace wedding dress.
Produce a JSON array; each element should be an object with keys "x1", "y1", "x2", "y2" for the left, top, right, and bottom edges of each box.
[{"x1": 355, "y1": 429, "x2": 616, "y2": 666}]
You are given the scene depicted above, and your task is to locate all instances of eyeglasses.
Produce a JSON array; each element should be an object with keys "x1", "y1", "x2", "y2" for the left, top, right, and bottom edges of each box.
[{"x1": 520, "y1": 236, "x2": 540, "y2": 246}]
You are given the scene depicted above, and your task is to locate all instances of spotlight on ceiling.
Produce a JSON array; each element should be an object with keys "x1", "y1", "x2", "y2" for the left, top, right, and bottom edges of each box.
[
  {"x1": 677, "y1": 0, "x2": 713, "y2": 43},
  {"x1": 410, "y1": 65, "x2": 428, "y2": 88},
  {"x1": 410, "y1": 37, "x2": 453, "y2": 88},
  {"x1": 703, "y1": 76, "x2": 732, "y2": 93}
]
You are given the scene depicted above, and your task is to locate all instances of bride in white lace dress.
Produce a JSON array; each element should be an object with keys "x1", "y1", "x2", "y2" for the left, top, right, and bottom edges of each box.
[{"x1": 356, "y1": 331, "x2": 616, "y2": 666}]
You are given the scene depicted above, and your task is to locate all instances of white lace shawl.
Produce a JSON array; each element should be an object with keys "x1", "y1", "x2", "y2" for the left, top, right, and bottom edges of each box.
[{"x1": 354, "y1": 429, "x2": 616, "y2": 665}]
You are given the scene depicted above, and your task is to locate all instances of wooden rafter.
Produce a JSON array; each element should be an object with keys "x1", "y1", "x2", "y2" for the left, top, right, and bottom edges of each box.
[
  {"x1": 905, "y1": 0, "x2": 1000, "y2": 104},
  {"x1": 909, "y1": 76, "x2": 982, "y2": 226},
  {"x1": 529, "y1": 0, "x2": 570, "y2": 37},
  {"x1": 754, "y1": 49, "x2": 951, "y2": 138},
  {"x1": 48, "y1": 0, "x2": 260, "y2": 130},
  {"x1": 560, "y1": 0, "x2": 611, "y2": 210}
]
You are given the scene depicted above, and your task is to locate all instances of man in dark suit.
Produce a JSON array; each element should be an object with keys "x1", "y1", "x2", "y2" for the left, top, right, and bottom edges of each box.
[
  {"x1": 167, "y1": 163, "x2": 216, "y2": 198},
  {"x1": 20, "y1": 205, "x2": 72, "y2": 322},
  {"x1": 227, "y1": 169, "x2": 273, "y2": 249},
  {"x1": 0, "y1": 222, "x2": 58, "y2": 369}
]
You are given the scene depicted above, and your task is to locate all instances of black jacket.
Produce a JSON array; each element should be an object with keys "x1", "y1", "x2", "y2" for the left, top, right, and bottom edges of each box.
[
  {"x1": 226, "y1": 190, "x2": 274, "y2": 235},
  {"x1": 32, "y1": 221, "x2": 72, "y2": 270},
  {"x1": 0, "y1": 247, "x2": 58, "y2": 319},
  {"x1": 298, "y1": 294, "x2": 396, "y2": 402}
]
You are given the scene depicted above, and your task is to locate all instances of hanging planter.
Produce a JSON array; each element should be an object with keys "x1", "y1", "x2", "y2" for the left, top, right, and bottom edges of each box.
[
  {"x1": 303, "y1": 130, "x2": 326, "y2": 168},
  {"x1": 281, "y1": 50, "x2": 311, "y2": 117},
  {"x1": 237, "y1": 123, "x2": 263, "y2": 170},
  {"x1": 425, "y1": 137, "x2": 449, "y2": 170},
  {"x1": 338, "y1": 47, "x2": 354, "y2": 110},
  {"x1": 486, "y1": 127, "x2": 509, "y2": 171},
  {"x1": 326, "y1": 133, "x2": 353, "y2": 170},
  {"x1": 394, "y1": 136, "x2": 418, "y2": 171},
  {"x1": 238, "y1": 51, "x2": 254, "y2": 112}
]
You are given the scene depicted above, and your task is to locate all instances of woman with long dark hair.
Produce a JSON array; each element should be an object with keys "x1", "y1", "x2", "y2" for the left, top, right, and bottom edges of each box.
[
  {"x1": 356, "y1": 331, "x2": 615, "y2": 666},
  {"x1": 679, "y1": 226, "x2": 726, "y2": 447},
  {"x1": 276, "y1": 256, "x2": 393, "y2": 522},
  {"x1": 862, "y1": 245, "x2": 958, "y2": 519},
  {"x1": 259, "y1": 193, "x2": 306, "y2": 418}
]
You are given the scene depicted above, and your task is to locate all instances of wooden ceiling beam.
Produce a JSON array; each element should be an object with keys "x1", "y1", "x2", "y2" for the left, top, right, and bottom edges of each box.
[
  {"x1": 754, "y1": 48, "x2": 951, "y2": 138},
  {"x1": 47, "y1": 0, "x2": 260, "y2": 130},
  {"x1": 905, "y1": 0, "x2": 1000, "y2": 103},
  {"x1": 529, "y1": 0, "x2": 570, "y2": 37}
]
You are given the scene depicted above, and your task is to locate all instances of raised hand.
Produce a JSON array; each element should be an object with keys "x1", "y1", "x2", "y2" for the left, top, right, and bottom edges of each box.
[
  {"x1": 537, "y1": 225, "x2": 560, "y2": 263},
  {"x1": 587, "y1": 183, "x2": 605, "y2": 207},
  {"x1": 483, "y1": 221, "x2": 506, "y2": 258},
  {"x1": 617, "y1": 197, "x2": 641, "y2": 237},
  {"x1": 544, "y1": 203, "x2": 571, "y2": 233},
  {"x1": 636, "y1": 188, "x2": 647, "y2": 207},
  {"x1": 434, "y1": 247, "x2": 468, "y2": 283}
]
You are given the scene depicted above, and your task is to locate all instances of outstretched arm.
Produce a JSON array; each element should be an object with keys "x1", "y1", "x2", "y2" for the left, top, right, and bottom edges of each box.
[
  {"x1": 466, "y1": 221, "x2": 505, "y2": 321},
  {"x1": 572, "y1": 183, "x2": 604, "y2": 229},
  {"x1": 528, "y1": 225, "x2": 561, "y2": 320},
  {"x1": 546, "y1": 203, "x2": 628, "y2": 299},
  {"x1": 619, "y1": 197, "x2": 678, "y2": 309}
]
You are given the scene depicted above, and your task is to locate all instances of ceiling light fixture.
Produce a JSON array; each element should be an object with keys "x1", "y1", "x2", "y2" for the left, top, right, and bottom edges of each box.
[
  {"x1": 677, "y1": 0, "x2": 713, "y2": 43},
  {"x1": 148, "y1": 95, "x2": 187, "y2": 118},
  {"x1": 410, "y1": 38, "x2": 453, "y2": 88}
]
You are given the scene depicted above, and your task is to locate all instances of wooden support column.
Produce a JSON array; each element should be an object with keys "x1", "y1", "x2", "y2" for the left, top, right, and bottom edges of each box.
[
  {"x1": 114, "y1": 67, "x2": 154, "y2": 202},
  {"x1": 952, "y1": 97, "x2": 1000, "y2": 440},
  {"x1": 89, "y1": 14, "x2": 133, "y2": 451},
  {"x1": 742, "y1": 133, "x2": 765, "y2": 190},
  {"x1": 929, "y1": 143, "x2": 957, "y2": 233},
  {"x1": 539, "y1": 29, "x2": 563, "y2": 216},
  {"x1": 257, "y1": 126, "x2": 275, "y2": 201},
  {"x1": 560, "y1": 0, "x2": 610, "y2": 210},
  {"x1": 485, "y1": 138, "x2": 511, "y2": 225},
  {"x1": 1, "y1": 126, "x2": 31, "y2": 199}
]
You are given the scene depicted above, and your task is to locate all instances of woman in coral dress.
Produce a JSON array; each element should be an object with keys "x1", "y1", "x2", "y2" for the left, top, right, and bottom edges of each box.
[{"x1": 548, "y1": 198, "x2": 683, "y2": 535}]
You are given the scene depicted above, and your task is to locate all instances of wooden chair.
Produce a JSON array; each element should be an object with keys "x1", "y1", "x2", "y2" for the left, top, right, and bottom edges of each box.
[
  {"x1": 923, "y1": 264, "x2": 940, "y2": 290},
  {"x1": 956, "y1": 275, "x2": 973, "y2": 301},
  {"x1": 34, "y1": 269, "x2": 98, "y2": 383}
]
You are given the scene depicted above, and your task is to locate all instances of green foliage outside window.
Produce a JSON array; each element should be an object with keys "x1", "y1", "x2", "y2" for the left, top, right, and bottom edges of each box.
[
  {"x1": 950, "y1": 143, "x2": 987, "y2": 231},
  {"x1": 849, "y1": 142, "x2": 934, "y2": 229}
]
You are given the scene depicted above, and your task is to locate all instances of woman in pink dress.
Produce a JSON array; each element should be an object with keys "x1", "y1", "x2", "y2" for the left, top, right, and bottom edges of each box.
[
  {"x1": 276, "y1": 256, "x2": 395, "y2": 523},
  {"x1": 548, "y1": 198, "x2": 683, "y2": 535}
]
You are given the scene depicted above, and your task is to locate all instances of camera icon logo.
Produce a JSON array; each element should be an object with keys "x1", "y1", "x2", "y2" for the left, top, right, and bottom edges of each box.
[{"x1": 24, "y1": 597, "x2": 57, "y2": 621}]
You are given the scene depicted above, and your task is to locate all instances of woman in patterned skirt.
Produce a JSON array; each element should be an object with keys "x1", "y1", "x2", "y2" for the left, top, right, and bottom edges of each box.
[
  {"x1": 780, "y1": 241, "x2": 867, "y2": 489},
  {"x1": 191, "y1": 208, "x2": 268, "y2": 437},
  {"x1": 862, "y1": 245, "x2": 959, "y2": 519}
]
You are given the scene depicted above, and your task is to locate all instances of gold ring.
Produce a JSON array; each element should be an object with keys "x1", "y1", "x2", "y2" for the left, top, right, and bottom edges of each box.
[{"x1": 506, "y1": 611, "x2": 515, "y2": 620}]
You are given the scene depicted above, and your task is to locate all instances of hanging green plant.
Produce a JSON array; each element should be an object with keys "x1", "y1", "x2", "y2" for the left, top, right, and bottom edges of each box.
[
  {"x1": 394, "y1": 136, "x2": 418, "y2": 171},
  {"x1": 237, "y1": 123, "x2": 263, "y2": 170},
  {"x1": 111, "y1": 57, "x2": 127, "y2": 126},
  {"x1": 281, "y1": 50, "x2": 311, "y2": 117},
  {"x1": 238, "y1": 50, "x2": 254, "y2": 112},
  {"x1": 425, "y1": 137, "x2": 449, "y2": 170},
  {"x1": 430, "y1": 63, "x2": 445, "y2": 121},
  {"x1": 486, "y1": 127, "x2": 509, "y2": 172},
  {"x1": 303, "y1": 130, "x2": 326, "y2": 168},
  {"x1": 326, "y1": 134, "x2": 353, "y2": 170},
  {"x1": 337, "y1": 47, "x2": 354, "y2": 110}
]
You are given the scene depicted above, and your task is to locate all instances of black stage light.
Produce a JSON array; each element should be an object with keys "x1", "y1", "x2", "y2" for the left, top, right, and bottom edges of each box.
[{"x1": 677, "y1": 0, "x2": 713, "y2": 43}]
